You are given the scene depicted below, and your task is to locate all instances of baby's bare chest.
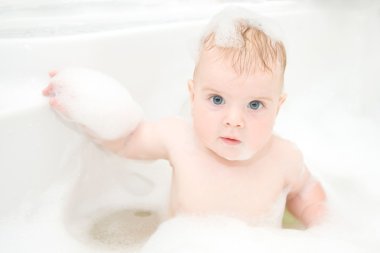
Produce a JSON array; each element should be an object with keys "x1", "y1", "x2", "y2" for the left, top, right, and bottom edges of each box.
[{"x1": 168, "y1": 148, "x2": 287, "y2": 217}]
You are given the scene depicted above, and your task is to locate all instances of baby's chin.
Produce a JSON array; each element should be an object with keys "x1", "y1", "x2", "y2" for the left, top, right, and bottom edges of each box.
[
  {"x1": 222, "y1": 150, "x2": 256, "y2": 161},
  {"x1": 214, "y1": 145, "x2": 257, "y2": 161}
]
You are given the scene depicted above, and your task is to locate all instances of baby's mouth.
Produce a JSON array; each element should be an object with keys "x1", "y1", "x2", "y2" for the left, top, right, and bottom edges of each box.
[{"x1": 220, "y1": 137, "x2": 241, "y2": 145}]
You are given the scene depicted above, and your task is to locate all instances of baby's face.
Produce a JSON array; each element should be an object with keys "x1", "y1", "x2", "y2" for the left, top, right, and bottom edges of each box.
[{"x1": 189, "y1": 49, "x2": 286, "y2": 161}]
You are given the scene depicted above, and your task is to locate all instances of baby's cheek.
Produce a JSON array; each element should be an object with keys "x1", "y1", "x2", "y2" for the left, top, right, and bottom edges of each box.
[
  {"x1": 249, "y1": 121, "x2": 273, "y2": 146},
  {"x1": 193, "y1": 114, "x2": 215, "y2": 143},
  {"x1": 194, "y1": 117, "x2": 210, "y2": 138}
]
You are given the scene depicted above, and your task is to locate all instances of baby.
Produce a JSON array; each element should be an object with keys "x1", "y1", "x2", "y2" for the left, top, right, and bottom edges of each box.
[{"x1": 42, "y1": 8, "x2": 326, "y2": 228}]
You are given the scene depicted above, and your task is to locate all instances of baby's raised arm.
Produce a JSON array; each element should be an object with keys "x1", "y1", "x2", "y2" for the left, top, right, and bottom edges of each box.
[
  {"x1": 99, "y1": 118, "x2": 174, "y2": 160},
  {"x1": 42, "y1": 67, "x2": 169, "y2": 161}
]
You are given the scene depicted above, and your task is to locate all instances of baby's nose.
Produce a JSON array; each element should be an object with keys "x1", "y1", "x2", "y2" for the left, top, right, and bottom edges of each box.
[{"x1": 223, "y1": 108, "x2": 244, "y2": 128}]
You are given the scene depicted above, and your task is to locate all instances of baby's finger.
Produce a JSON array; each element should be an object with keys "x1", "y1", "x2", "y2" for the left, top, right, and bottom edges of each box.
[
  {"x1": 49, "y1": 97, "x2": 58, "y2": 107},
  {"x1": 49, "y1": 69, "x2": 58, "y2": 78},
  {"x1": 49, "y1": 98, "x2": 70, "y2": 119},
  {"x1": 42, "y1": 84, "x2": 55, "y2": 97}
]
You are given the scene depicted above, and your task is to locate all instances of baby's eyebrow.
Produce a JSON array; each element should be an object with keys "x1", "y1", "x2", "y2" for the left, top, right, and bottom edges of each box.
[
  {"x1": 201, "y1": 86, "x2": 273, "y2": 102},
  {"x1": 201, "y1": 87, "x2": 221, "y2": 94},
  {"x1": 252, "y1": 97, "x2": 273, "y2": 102}
]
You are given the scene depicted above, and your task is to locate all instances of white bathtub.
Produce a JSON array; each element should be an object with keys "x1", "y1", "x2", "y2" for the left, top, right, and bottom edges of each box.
[
  {"x1": 1, "y1": 2, "x2": 380, "y2": 252},
  {"x1": 0, "y1": 18, "x2": 206, "y2": 251}
]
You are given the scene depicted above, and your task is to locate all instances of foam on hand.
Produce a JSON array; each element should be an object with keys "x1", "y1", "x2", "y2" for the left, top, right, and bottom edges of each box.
[
  {"x1": 202, "y1": 6, "x2": 284, "y2": 48},
  {"x1": 50, "y1": 67, "x2": 143, "y2": 140}
]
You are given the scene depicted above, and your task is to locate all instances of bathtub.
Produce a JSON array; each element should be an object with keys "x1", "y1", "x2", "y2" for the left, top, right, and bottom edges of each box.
[{"x1": 1, "y1": 1, "x2": 380, "y2": 253}]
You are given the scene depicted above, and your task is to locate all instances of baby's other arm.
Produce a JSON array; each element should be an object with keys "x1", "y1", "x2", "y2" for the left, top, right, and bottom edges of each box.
[{"x1": 285, "y1": 151, "x2": 327, "y2": 228}]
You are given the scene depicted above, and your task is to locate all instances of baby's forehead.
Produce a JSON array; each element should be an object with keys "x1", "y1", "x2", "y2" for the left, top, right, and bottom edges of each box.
[{"x1": 194, "y1": 47, "x2": 285, "y2": 95}]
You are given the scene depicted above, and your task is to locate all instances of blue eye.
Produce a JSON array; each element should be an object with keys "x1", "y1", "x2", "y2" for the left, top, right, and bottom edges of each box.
[
  {"x1": 248, "y1": 100, "x2": 263, "y2": 110},
  {"x1": 211, "y1": 95, "x2": 224, "y2": 105}
]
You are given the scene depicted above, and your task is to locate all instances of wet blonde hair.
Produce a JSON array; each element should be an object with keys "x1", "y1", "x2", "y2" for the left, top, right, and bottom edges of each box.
[
  {"x1": 206, "y1": 26, "x2": 286, "y2": 74},
  {"x1": 194, "y1": 13, "x2": 287, "y2": 78}
]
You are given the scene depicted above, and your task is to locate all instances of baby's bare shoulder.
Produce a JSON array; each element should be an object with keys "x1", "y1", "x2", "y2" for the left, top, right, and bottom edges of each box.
[
  {"x1": 271, "y1": 135, "x2": 305, "y2": 172},
  {"x1": 157, "y1": 117, "x2": 192, "y2": 141},
  {"x1": 158, "y1": 116, "x2": 190, "y2": 132},
  {"x1": 272, "y1": 135, "x2": 302, "y2": 155},
  {"x1": 156, "y1": 117, "x2": 196, "y2": 159}
]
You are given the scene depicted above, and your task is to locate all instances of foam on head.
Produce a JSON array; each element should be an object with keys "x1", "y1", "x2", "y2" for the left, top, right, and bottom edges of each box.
[{"x1": 195, "y1": 6, "x2": 286, "y2": 77}]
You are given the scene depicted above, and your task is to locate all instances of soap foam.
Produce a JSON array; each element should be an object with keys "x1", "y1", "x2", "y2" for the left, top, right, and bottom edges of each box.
[
  {"x1": 50, "y1": 67, "x2": 143, "y2": 140},
  {"x1": 202, "y1": 6, "x2": 284, "y2": 49},
  {"x1": 140, "y1": 214, "x2": 371, "y2": 253}
]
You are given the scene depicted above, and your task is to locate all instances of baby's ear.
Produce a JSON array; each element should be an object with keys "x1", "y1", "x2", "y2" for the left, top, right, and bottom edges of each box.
[
  {"x1": 279, "y1": 93, "x2": 287, "y2": 106},
  {"x1": 276, "y1": 93, "x2": 287, "y2": 115},
  {"x1": 188, "y1": 79, "x2": 195, "y2": 104}
]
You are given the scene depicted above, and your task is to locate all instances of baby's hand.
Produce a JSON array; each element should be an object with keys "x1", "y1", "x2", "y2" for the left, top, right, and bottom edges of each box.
[
  {"x1": 43, "y1": 70, "x2": 70, "y2": 119},
  {"x1": 42, "y1": 67, "x2": 143, "y2": 140}
]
